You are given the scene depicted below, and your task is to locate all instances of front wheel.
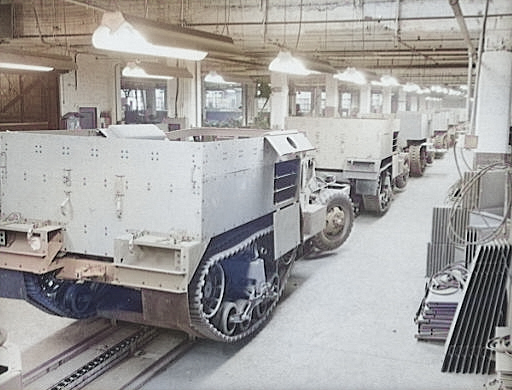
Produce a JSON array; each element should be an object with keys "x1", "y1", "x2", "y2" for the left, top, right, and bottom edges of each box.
[
  {"x1": 311, "y1": 191, "x2": 354, "y2": 251},
  {"x1": 409, "y1": 144, "x2": 426, "y2": 177}
]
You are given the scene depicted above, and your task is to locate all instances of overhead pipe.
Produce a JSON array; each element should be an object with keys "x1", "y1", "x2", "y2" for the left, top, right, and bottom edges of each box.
[
  {"x1": 449, "y1": 0, "x2": 476, "y2": 55},
  {"x1": 469, "y1": 0, "x2": 490, "y2": 134},
  {"x1": 450, "y1": 0, "x2": 478, "y2": 130}
]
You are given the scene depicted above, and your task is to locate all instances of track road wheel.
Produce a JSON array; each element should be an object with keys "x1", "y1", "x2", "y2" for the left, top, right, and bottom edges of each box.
[
  {"x1": 312, "y1": 191, "x2": 354, "y2": 251},
  {"x1": 394, "y1": 173, "x2": 408, "y2": 190},
  {"x1": 201, "y1": 262, "x2": 225, "y2": 319},
  {"x1": 426, "y1": 150, "x2": 434, "y2": 165},
  {"x1": 219, "y1": 302, "x2": 237, "y2": 336}
]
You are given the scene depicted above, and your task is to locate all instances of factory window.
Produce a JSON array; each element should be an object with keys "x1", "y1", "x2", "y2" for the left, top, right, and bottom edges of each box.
[
  {"x1": 254, "y1": 81, "x2": 271, "y2": 128},
  {"x1": 120, "y1": 78, "x2": 168, "y2": 124},
  {"x1": 123, "y1": 89, "x2": 145, "y2": 112},
  {"x1": 370, "y1": 90, "x2": 383, "y2": 113},
  {"x1": 204, "y1": 83, "x2": 243, "y2": 127},
  {"x1": 339, "y1": 88, "x2": 360, "y2": 117},
  {"x1": 155, "y1": 88, "x2": 166, "y2": 111},
  {"x1": 294, "y1": 90, "x2": 326, "y2": 116},
  {"x1": 295, "y1": 91, "x2": 311, "y2": 114},
  {"x1": 340, "y1": 93, "x2": 351, "y2": 116}
]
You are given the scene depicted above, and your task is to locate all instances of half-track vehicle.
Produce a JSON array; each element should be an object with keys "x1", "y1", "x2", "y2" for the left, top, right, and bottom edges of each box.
[
  {"x1": 0, "y1": 125, "x2": 353, "y2": 342},
  {"x1": 396, "y1": 111, "x2": 435, "y2": 177},
  {"x1": 430, "y1": 109, "x2": 463, "y2": 157},
  {"x1": 286, "y1": 117, "x2": 409, "y2": 215}
]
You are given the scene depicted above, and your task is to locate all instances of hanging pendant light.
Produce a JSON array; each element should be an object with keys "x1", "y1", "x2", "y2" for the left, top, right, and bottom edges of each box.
[
  {"x1": 333, "y1": 67, "x2": 367, "y2": 85},
  {"x1": 122, "y1": 62, "x2": 175, "y2": 79},
  {"x1": 0, "y1": 49, "x2": 75, "y2": 72},
  {"x1": 92, "y1": 11, "x2": 208, "y2": 61},
  {"x1": 204, "y1": 70, "x2": 229, "y2": 84},
  {"x1": 268, "y1": 51, "x2": 312, "y2": 76},
  {"x1": 379, "y1": 74, "x2": 400, "y2": 87}
]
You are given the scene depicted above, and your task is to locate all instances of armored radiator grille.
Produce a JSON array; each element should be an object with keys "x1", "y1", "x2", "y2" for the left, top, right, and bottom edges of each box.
[
  {"x1": 392, "y1": 131, "x2": 399, "y2": 152},
  {"x1": 442, "y1": 240, "x2": 510, "y2": 374},
  {"x1": 273, "y1": 159, "x2": 299, "y2": 204}
]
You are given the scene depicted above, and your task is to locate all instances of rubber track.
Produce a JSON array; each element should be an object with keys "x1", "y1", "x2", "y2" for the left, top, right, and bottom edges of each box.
[
  {"x1": 188, "y1": 226, "x2": 295, "y2": 343},
  {"x1": 24, "y1": 272, "x2": 142, "y2": 319},
  {"x1": 23, "y1": 272, "x2": 91, "y2": 318}
]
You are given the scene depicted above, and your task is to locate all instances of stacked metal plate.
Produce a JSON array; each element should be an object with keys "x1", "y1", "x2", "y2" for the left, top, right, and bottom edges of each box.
[
  {"x1": 442, "y1": 240, "x2": 511, "y2": 374},
  {"x1": 426, "y1": 206, "x2": 469, "y2": 277},
  {"x1": 415, "y1": 262, "x2": 468, "y2": 342}
]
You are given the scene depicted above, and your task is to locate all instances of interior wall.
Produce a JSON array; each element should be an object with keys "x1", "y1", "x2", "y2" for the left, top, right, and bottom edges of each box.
[{"x1": 60, "y1": 53, "x2": 117, "y2": 128}]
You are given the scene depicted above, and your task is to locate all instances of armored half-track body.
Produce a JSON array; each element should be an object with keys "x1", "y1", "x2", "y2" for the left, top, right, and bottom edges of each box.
[
  {"x1": 0, "y1": 125, "x2": 353, "y2": 342},
  {"x1": 286, "y1": 117, "x2": 409, "y2": 215}
]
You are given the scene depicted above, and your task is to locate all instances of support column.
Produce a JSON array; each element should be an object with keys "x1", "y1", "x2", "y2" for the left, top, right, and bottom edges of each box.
[
  {"x1": 244, "y1": 82, "x2": 257, "y2": 126},
  {"x1": 194, "y1": 62, "x2": 202, "y2": 127},
  {"x1": 398, "y1": 89, "x2": 407, "y2": 112},
  {"x1": 270, "y1": 72, "x2": 288, "y2": 130},
  {"x1": 474, "y1": 50, "x2": 512, "y2": 167},
  {"x1": 410, "y1": 94, "x2": 419, "y2": 111},
  {"x1": 177, "y1": 61, "x2": 201, "y2": 127},
  {"x1": 359, "y1": 84, "x2": 371, "y2": 115},
  {"x1": 289, "y1": 82, "x2": 297, "y2": 116},
  {"x1": 145, "y1": 88, "x2": 156, "y2": 120},
  {"x1": 113, "y1": 63, "x2": 122, "y2": 124},
  {"x1": 472, "y1": 8, "x2": 512, "y2": 166},
  {"x1": 325, "y1": 75, "x2": 339, "y2": 117},
  {"x1": 382, "y1": 87, "x2": 392, "y2": 115},
  {"x1": 312, "y1": 87, "x2": 322, "y2": 117}
]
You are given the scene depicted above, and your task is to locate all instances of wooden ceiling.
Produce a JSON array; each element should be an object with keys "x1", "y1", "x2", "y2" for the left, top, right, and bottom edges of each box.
[{"x1": 1, "y1": 0, "x2": 511, "y2": 88}]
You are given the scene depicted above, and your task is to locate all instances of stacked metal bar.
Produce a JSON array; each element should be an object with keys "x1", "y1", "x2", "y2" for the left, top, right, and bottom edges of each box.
[
  {"x1": 461, "y1": 171, "x2": 481, "y2": 210},
  {"x1": 426, "y1": 206, "x2": 468, "y2": 277},
  {"x1": 465, "y1": 227, "x2": 478, "y2": 269},
  {"x1": 415, "y1": 262, "x2": 467, "y2": 342},
  {"x1": 442, "y1": 240, "x2": 511, "y2": 374}
]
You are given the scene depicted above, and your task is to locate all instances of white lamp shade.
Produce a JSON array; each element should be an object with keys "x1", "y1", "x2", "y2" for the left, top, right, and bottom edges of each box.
[
  {"x1": 268, "y1": 51, "x2": 311, "y2": 76},
  {"x1": 92, "y1": 12, "x2": 208, "y2": 61},
  {"x1": 334, "y1": 67, "x2": 367, "y2": 85},
  {"x1": 122, "y1": 63, "x2": 175, "y2": 79}
]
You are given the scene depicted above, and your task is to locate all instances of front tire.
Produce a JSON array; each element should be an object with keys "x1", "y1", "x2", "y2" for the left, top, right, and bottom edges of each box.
[
  {"x1": 312, "y1": 191, "x2": 354, "y2": 251},
  {"x1": 409, "y1": 144, "x2": 426, "y2": 177}
]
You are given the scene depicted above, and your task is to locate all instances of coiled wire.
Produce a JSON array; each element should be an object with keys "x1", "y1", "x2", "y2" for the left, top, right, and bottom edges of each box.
[
  {"x1": 447, "y1": 161, "x2": 512, "y2": 247},
  {"x1": 414, "y1": 261, "x2": 468, "y2": 323}
]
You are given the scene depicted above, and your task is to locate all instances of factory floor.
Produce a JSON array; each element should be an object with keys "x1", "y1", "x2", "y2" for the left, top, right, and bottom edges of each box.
[{"x1": 0, "y1": 147, "x2": 493, "y2": 390}]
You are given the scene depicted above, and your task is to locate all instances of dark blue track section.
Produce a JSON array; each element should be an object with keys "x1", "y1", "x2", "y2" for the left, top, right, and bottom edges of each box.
[
  {"x1": 23, "y1": 271, "x2": 142, "y2": 319},
  {"x1": 200, "y1": 213, "x2": 273, "y2": 261},
  {"x1": 199, "y1": 213, "x2": 274, "y2": 302}
]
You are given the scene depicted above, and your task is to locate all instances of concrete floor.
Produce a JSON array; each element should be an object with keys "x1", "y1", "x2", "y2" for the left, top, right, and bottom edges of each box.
[
  {"x1": 0, "y1": 148, "x2": 494, "y2": 390},
  {"x1": 142, "y1": 149, "x2": 492, "y2": 390}
]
